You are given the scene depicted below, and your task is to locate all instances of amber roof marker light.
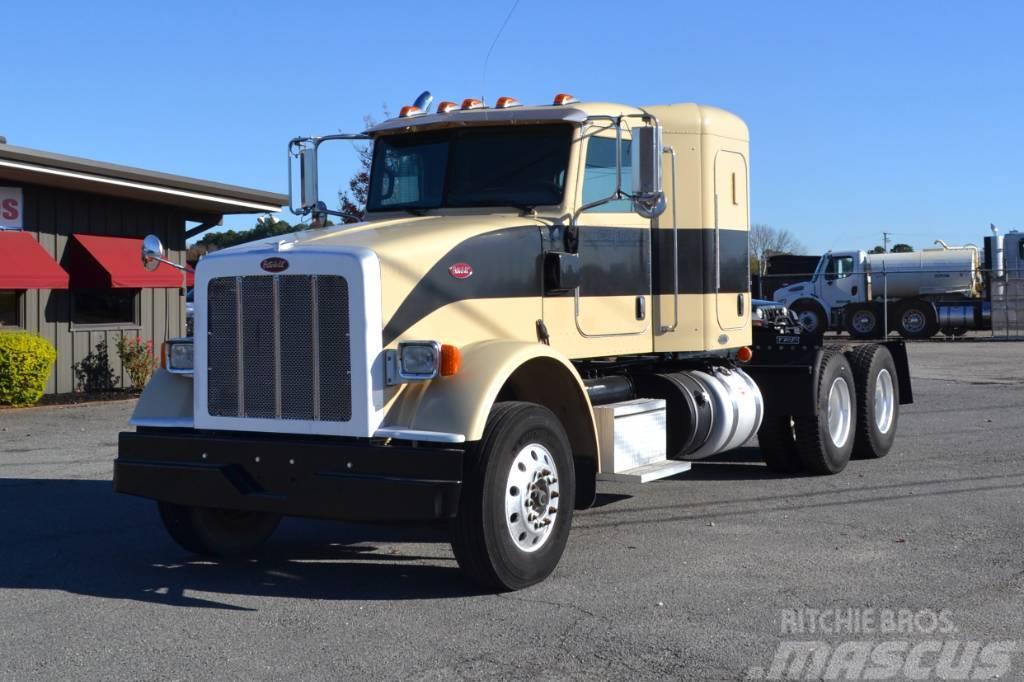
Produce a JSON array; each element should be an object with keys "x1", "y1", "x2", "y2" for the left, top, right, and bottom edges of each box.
[{"x1": 552, "y1": 93, "x2": 579, "y2": 105}]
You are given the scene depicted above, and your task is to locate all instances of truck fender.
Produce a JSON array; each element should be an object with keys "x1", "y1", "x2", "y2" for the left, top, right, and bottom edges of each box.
[{"x1": 382, "y1": 338, "x2": 599, "y2": 463}]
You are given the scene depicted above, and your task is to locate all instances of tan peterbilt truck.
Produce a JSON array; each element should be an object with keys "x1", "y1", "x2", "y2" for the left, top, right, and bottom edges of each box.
[{"x1": 115, "y1": 94, "x2": 913, "y2": 590}]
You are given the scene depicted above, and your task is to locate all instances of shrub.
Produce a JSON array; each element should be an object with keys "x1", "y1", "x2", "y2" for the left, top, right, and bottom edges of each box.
[
  {"x1": 0, "y1": 332, "x2": 57, "y2": 407},
  {"x1": 115, "y1": 336, "x2": 157, "y2": 390},
  {"x1": 74, "y1": 339, "x2": 118, "y2": 393}
]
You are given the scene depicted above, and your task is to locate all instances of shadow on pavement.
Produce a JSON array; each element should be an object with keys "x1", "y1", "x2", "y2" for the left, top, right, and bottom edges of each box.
[{"x1": 0, "y1": 477, "x2": 477, "y2": 610}]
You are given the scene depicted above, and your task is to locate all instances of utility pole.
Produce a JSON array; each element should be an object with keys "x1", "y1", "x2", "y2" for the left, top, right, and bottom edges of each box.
[{"x1": 882, "y1": 231, "x2": 892, "y2": 252}]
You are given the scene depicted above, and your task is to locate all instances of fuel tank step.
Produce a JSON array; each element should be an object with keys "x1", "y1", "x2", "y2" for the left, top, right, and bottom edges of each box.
[{"x1": 597, "y1": 459, "x2": 692, "y2": 483}]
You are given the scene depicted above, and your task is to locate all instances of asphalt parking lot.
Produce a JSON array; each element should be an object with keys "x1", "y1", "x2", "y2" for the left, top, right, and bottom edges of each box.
[{"x1": 1, "y1": 341, "x2": 1022, "y2": 680}]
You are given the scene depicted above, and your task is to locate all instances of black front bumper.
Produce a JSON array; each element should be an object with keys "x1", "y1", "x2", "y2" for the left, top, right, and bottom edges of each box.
[{"x1": 115, "y1": 429, "x2": 464, "y2": 522}]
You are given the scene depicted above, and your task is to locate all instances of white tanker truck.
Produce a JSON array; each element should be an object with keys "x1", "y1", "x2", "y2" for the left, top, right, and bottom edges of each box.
[{"x1": 773, "y1": 226, "x2": 1023, "y2": 339}]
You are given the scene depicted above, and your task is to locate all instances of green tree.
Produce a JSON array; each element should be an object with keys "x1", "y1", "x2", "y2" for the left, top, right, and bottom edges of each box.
[
  {"x1": 891, "y1": 243, "x2": 914, "y2": 253},
  {"x1": 869, "y1": 245, "x2": 886, "y2": 254}
]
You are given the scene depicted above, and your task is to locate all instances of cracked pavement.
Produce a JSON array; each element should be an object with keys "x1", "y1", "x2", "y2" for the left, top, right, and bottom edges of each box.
[{"x1": 0, "y1": 341, "x2": 1021, "y2": 679}]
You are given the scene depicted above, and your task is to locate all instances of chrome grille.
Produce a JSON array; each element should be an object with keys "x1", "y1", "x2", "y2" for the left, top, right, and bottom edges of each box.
[{"x1": 207, "y1": 275, "x2": 352, "y2": 422}]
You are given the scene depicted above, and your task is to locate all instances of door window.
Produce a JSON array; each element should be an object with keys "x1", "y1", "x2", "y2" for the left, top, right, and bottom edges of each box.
[
  {"x1": 826, "y1": 256, "x2": 855, "y2": 280},
  {"x1": 581, "y1": 136, "x2": 633, "y2": 212}
]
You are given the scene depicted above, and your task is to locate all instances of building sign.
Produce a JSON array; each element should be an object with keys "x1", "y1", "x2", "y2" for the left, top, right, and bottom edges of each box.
[{"x1": 0, "y1": 187, "x2": 22, "y2": 228}]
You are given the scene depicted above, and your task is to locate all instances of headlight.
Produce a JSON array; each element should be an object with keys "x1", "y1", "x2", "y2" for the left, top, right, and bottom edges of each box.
[
  {"x1": 165, "y1": 339, "x2": 194, "y2": 375},
  {"x1": 399, "y1": 341, "x2": 440, "y2": 378},
  {"x1": 385, "y1": 341, "x2": 461, "y2": 385}
]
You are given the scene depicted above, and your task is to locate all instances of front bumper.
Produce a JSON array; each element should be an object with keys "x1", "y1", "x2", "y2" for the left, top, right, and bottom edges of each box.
[{"x1": 115, "y1": 429, "x2": 464, "y2": 522}]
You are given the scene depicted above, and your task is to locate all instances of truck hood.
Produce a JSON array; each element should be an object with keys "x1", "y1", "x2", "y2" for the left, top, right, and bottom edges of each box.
[{"x1": 199, "y1": 213, "x2": 546, "y2": 345}]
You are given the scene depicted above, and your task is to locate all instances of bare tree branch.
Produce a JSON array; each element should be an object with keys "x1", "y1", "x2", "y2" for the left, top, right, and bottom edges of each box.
[{"x1": 749, "y1": 224, "x2": 805, "y2": 263}]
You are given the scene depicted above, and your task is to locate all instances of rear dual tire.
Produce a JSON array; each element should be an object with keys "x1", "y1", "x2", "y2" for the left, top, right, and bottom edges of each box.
[{"x1": 846, "y1": 344, "x2": 899, "y2": 459}]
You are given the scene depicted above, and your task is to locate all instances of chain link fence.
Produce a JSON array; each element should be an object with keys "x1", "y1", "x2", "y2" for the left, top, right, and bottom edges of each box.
[{"x1": 755, "y1": 265, "x2": 1024, "y2": 342}]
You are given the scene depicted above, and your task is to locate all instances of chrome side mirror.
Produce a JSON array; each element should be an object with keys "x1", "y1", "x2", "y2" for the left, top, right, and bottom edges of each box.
[
  {"x1": 142, "y1": 234, "x2": 166, "y2": 271},
  {"x1": 299, "y1": 147, "x2": 319, "y2": 212},
  {"x1": 632, "y1": 125, "x2": 665, "y2": 218}
]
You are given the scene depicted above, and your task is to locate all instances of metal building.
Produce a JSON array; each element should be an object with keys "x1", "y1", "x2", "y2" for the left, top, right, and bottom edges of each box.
[{"x1": 0, "y1": 142, "x2": 285, "y2": 394}]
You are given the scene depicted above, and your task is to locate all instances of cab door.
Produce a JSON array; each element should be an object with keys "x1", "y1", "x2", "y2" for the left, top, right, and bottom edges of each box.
[
  {"x1": 542, "y1": 128, "x2": 652, "y2": 357},
  {"x1": 713, "y1": 151, "x2": 750, "y2": 330},
  {"x1": 820, "y1": 254, "x2": 859, "y2": 307}
]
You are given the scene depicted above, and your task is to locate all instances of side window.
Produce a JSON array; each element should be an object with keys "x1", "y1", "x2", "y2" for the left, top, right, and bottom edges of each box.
[
  {"x1": 0, "y1": 290, "x2": 20, "y2": 327},
  {"x1": 581, "y1": 136, "x2": 633, "y2": 212},
  {"x1": 827, "y1": 256, "x2": 855, "y2": 280}
]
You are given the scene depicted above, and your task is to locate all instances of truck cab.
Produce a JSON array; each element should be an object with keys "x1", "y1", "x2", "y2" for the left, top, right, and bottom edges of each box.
[{"x1": 773, "y1": 251, "x2": 868, "y2": 333}]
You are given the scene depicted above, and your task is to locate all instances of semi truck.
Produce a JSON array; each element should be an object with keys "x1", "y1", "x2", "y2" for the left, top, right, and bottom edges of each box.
[
  {"x1": 773, "y1": 227, "x2": 1023, "y2": 339},
  {"x1": 114, "y1": 95, "x2": 913, "y2": 590}
]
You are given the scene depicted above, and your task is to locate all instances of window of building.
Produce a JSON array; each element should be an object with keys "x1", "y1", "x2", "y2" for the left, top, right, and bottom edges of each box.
[
  {"x1": 0, "y1": 290, "x2": 20, "y2": 328},
  {"x1": 581, "y1": 135, "x2": 633, "y2": 213},
  {"x1": 71, "y1": 290, "x2": 139, "y2": 327}
]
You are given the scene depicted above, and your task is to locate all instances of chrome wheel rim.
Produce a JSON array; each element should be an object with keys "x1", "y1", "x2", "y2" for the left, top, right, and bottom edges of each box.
[
  {"x1": 797, "y1": 310, "x2": 819, "y2": 333},
  {"x1": 827, "y1": 377, "x2": 853, "y2": 448},
  {"x1": 505, "y1": 443, "x2": 560, "y2": 553},
  {"x1": 902, "y1": 309, "x2": 926, "y2": 333},
  {"x1": 874, "y1": 369, "x2": 895, "y2": 434},
  {"x1": 851, "y1": 311, "x2": 876, "y2": 334}
]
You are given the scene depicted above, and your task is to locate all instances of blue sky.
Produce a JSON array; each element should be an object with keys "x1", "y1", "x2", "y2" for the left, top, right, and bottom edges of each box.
[{"x1": 3, "y1": 1, "x2": 1021, "y2": 254}]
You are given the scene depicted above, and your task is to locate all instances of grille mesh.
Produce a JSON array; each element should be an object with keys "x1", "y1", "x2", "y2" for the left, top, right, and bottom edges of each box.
[{"x1": 207, "y1": 274, "x2": 352, "y2": 422}]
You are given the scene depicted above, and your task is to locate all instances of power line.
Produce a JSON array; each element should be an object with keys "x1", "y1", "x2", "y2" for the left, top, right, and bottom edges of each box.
[{"x1": 480, "y1": 0, "x2": 522, "y2": 103}]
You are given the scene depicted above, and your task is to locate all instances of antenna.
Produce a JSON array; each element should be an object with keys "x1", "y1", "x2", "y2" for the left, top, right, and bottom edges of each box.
[
  {"x1": 882, "y1": 231, "x2": 892, "y2": 252},
  {"x1": 480, "y1": 0, "x2": 521, "y2": 103}
]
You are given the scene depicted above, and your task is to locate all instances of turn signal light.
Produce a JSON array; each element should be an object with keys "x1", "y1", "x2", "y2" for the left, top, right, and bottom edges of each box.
[
  {"x1": 436, "y1": 101, "x2": 458, "y2": 114},
  {"x1": 461, "y1": 98, "x2": 484, "y2": 110},
  {"x1": 440, "y1": 344, "x2": 462, "y2": 376},
  {"x1": 736, "y1": 346, "x2": 753, "y2": 363},
  {"x1": 399, "y1": 105, "x2": 422, "y2": 118},
  {"x1": 552, "y1": 93, "x2": 578, "y2": 105},
  {"x1": 495, "y1": 96, "x2": 521, "y2": 108}
]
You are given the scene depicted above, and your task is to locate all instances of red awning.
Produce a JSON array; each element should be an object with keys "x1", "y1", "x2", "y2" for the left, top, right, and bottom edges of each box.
[
  {"x1": 0, "y1": 232, "x2": 70, "y2": 289},
  {"x1": 71, "y1": 234, "x2": 186, "y2": 288}
]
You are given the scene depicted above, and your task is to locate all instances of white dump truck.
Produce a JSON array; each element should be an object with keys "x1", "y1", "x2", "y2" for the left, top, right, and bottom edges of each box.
[
  {"x1": 773, "y1": 227, "x2": 1024, "y2": 339},
  {"x1": 115, "y1": 94, "x2": 913, "y2": 590}
]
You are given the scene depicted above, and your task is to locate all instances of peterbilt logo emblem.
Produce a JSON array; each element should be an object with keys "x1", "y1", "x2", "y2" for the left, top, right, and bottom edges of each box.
[
  {"x1": 448, "y1": 262, "x2": 473, "y2": 279},
  {"x1": 261, "y1": 257, "x2": 289, "y2": 273}
]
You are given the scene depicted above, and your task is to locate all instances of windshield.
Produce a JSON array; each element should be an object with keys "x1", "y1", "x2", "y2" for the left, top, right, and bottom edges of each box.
[{"x1": 366, "y1": 124, "x2": 572, "y2": 212}]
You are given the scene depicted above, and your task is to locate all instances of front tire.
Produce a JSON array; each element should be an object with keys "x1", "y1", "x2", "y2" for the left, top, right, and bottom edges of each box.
[
  {"x1": 793, "y1": 350, "x2": 857, "y2": 475},
  {"x1": 451, "y1": 402, "x2": 575, "y2": 591},
  {"x1": 158, "y1": 503, "x2": 280, "y2": 557},
  {"x1": 846, "y1": 344, "x2": 899, "y2": 459}
]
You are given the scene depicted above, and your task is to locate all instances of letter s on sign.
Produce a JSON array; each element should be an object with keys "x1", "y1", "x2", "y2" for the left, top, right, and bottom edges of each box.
[{"x1": 1, "y1": 199, "x2": 18, "y2": 221}]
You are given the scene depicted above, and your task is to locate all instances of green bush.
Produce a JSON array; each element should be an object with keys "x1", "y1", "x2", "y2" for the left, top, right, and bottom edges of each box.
[{"x1": 0, "y1": 332, "x2": 57, "y2": 407}]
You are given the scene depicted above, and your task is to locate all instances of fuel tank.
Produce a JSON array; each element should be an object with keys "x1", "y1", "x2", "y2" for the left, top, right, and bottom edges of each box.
[{"x1": 633, "y1": 367, "x2": 764, "y2": 460}]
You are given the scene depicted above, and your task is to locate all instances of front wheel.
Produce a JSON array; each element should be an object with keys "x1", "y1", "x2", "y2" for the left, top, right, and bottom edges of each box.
[
  {"x1": 158, "y1": 503, "x2": 280, "y2": 557},
  {"x1": 451, "y1": 402, "x2": 575, "y2": 591}
]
